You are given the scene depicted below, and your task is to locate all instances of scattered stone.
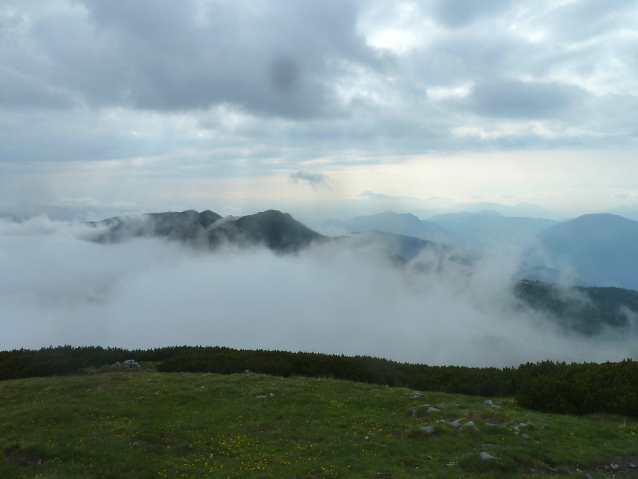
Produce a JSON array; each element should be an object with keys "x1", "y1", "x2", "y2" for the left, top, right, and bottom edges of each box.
[
  {"x1": 629, "y1": 463, "x2": 636, "y2": 468},
  {"x1": 520, "y1": 433, "x2": 530, "y2": 439},
  {"x1": 426, "y1": 455, "x2": 432, "y2": 460},
  {"x1": 426, "y1": 407, "x2": 440, "y2": 413},
  {"x1": 419, "y1": 426, "x2": 435, "y2": 434},
  {"x1": 456, "y1": 404, "x2": 468, "y2": 408},
  {"x1": 513, "y1": 425, "x2": 520, "y2": 432},
  {"x1": 411, "y1": 404, "x2": 431, "y2": 417},
  {"x1": 108, "y1": 360, "x2": 141, "y2": 370},
  {"x1": 586, "y1": 474, "x2": 593, "y2": 479},
  {"x1": 480, "y1": 452, "x2": 498, "y2": 461},
  {"x1": 363, "y1": 436, "x2": 369, "y2": 441},
  {"x1": 410, "y1": 392, "x2": 423, "y2": 399},
  {"x1": 448, "y1": 419, "x2": 464, "y2": 428},
  {"x1": 611, "y1": 464, "x2": 619, "y2": 471},
  {"x1": 461, "y1": 421, "x2": 480, "y2": 432},
  {"x1": 438, "y1": 402, "x2": 447, "y2": 408},
  {"x1": 482, "y1": 399, "x2": 500, "y2": 409},
  {"x1": 604, "y1": 465, "x2": 610, "y2": 471}
]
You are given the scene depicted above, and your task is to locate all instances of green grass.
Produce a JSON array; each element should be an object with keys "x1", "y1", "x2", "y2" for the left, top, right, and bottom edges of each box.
[{"x1": 0, "y1": 368, "x2": 636, "y2": 478}]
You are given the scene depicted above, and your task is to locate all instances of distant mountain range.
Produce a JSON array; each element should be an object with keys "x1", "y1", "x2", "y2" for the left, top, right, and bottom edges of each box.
[
  {"x1": 323, "y1": 211, "x2": 477, "y2": 249},
  {"x1": 88, "y1": 208, "x2": 638, "y2": 291},
  {"x1": 88, "y1": 209, "x2": 325, "y2": 253},
  {"x1": 428, "y1": 210, "x2": 556, "y2": 247},
  {"x1": 531, "y1": 213, "x2": 638, "y2": 290}
]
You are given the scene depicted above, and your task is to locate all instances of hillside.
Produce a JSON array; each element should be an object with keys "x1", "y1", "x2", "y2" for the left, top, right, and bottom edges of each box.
[
  {"x1": 515, "y1": 281, "x2": 638, "y2": 336},
  {"x1": 531, "y1": 213, "x2": 638, "y2": 289},
  {"x1": 429, "y1": 211, "x2": 556, "y2": 247},
  {"x1": 323, "y1": 211, "x2": 475, "y2": 248},
  {"x1": 1, "y1": 370, "x2": 636, "y2": 478},
  {"x1": 88, "y1": 209, "x2": 327, "y2": 253}
]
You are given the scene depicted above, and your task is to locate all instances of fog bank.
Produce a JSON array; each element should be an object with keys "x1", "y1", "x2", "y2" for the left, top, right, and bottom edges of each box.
[{"x1": 1, "y1": 217, "x2": 635, "y2": 367}]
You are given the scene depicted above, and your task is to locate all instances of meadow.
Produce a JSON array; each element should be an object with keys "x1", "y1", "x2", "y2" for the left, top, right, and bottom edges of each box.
[{"x1": 1, "y1": 366, "x2": 637, "y2": 478}]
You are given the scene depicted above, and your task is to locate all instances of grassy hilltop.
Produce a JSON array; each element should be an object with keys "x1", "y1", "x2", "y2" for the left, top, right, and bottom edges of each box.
[{"x1": 1, "y1": 366, "x2": 637, "y2": 478}]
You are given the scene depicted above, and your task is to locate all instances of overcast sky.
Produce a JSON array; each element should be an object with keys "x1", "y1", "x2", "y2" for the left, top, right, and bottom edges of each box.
[{"x1": 1, "y1": 0, "x2": 638, "y2": 220}]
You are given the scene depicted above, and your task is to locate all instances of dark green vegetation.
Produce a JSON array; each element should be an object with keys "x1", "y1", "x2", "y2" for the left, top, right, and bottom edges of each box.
[
  {"x1": 516, "y1": 281, "x2": 638, "y2": 335},
  {"x1": 2, "y1": 370, "x2": 638, "y2": 478},
  {"x1": 1, "y1": 346, "x2": 637, "y2": 417}
]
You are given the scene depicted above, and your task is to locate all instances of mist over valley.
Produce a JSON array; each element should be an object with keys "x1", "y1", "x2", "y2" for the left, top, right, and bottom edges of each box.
[{"x1": 2, "y1": 206, "x2": 637, "y2": 368}]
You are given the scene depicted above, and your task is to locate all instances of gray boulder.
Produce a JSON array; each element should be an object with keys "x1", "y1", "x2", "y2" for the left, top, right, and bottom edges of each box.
[
  {"x1": 480, "y1": 452, "x2": 498, "y2": 461},
  {"x1": 419, "y1": 426, "x2": 436, "y2": 434}
]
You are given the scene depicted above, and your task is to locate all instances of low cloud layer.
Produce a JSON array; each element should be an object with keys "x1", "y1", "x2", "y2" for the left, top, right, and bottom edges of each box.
[{"x1": 1, "y1": 217, "x2": 635, "y2": 367}]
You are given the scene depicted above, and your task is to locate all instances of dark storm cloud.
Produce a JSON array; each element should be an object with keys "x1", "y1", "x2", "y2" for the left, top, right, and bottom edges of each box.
[
  {"x1": 2, "y1": 0, "x2": 386, "y2": 119},
  {"x1": 0, "y1": 0, "x2": 637, "y2": 169}
]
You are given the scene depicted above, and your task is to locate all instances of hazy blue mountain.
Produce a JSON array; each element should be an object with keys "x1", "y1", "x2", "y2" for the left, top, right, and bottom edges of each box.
[
  {"x1": 323, "y1": 211, "x2": 476, "y2": 248},
  {"x1": 531, "y1": 213, "x2": 638, "y2": 289},
  {"x1": 339, "y1": 230, "x2": 445, "y2": 261},
  {"x1": 607, "y1": 204, "x2": 638, "y2": 222},
  {"x1": 446, "y1": 202, "x2": 560, "y2": 220},
  {"x1": 428, "y1": 210, "x2": 557, "y2": 246}
]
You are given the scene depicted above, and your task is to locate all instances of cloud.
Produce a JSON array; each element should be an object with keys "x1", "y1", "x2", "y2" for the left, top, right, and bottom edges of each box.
[
  {"x1": 0, "y1": 0, "x2": 386, "y2": 119},
  {"x1": 289, "y1": 171, "x2": 331, "y2": 190},
  {"x1": 431, "y1": 0, "x2": 513, "y2": 28},
  {"x1": 463, "y1": 80, "x2": 586, "y2": 119},
  {"x1": 1, "y1": 217, "x2": 635, "y2": 367}
]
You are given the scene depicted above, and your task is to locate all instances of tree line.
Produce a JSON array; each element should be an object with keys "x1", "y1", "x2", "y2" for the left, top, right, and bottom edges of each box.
[{"x1": 1, "y1": 345, "x2": 636, "y2": 417}]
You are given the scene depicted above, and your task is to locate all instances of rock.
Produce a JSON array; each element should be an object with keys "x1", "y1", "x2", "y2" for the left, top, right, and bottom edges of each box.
[
  {"x1": 426, "y1": 455, "x2": 432, "y2": 460},
  {"x1": 520, "y1": 433, "x2": 530, "y2": 439},
  {"x1": 586, "y1": 474, "x2": 593, "y2": 479},
  {"x1": 108, "y1": 360, "x2": 141, "y2": 370},
  {"x1": 411, "y1": 404, "x2": 431, "y2": 417},
  {"x1": 456, "y1": 403, "x2": 468, "y2": 408},
  {"x1": 461, "y1": 421, "x2": 480, "y2": 432},
  {"x1": 482, "y1": 399, "x2": 500, "y2": 409},
  {"x1": 426, "y1": 407, "x2": 440, "y2": 413},
  {"x1": 448, "y1": 419, "x2": 464, "y2": 428},
  {"x1": 629, "y1": 463, "x2": 636, "y2": 468},
  {"x1": 410, "y1": 392, "x2": 423, "y2": 399},
  {"x1": 480, "y1": 452, "x2": 497, "y2": 461},
  {"x1": 611, "y1": 464, "x2": 619, "y2": 471},
  {"x1": 419, "y1": 426, "x2": 435, "y2": 434},
  {"x1": 438, "y1": 402, "x2": 447, "y2": 408}
]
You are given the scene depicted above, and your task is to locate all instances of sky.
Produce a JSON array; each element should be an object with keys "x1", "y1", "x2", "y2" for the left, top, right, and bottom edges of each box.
[{"x1": 1, "y1": 0, "x2": 638, "y2": 222}]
